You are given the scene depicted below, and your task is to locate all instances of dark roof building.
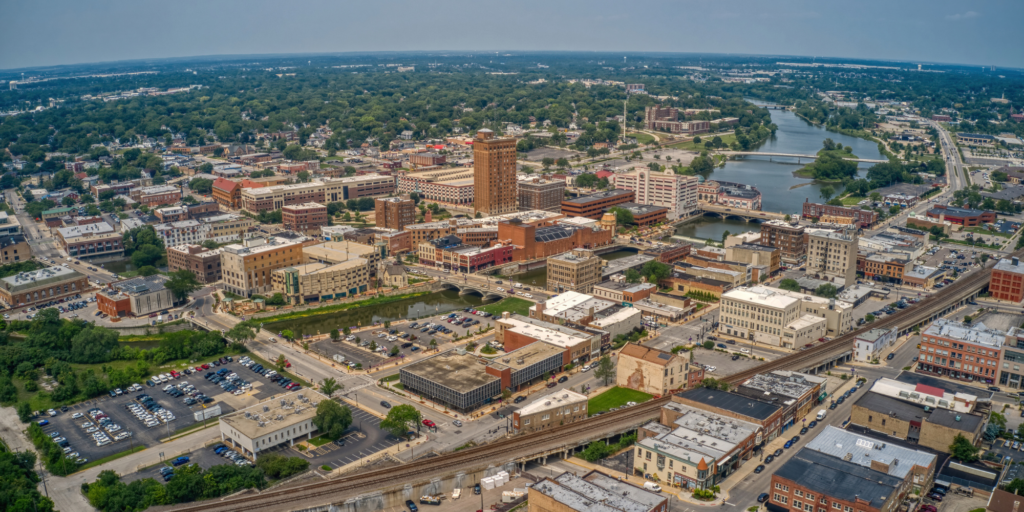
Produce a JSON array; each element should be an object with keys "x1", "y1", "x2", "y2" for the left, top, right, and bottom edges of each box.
[
  {"x1": 851, "y1": 390, "x2": 986, "y2": 454},
  {"x1": 770, "y1": 449, "x2": 904, "y2": 512},
  {"x1": 562, "y1": 189, "x2": 635, "y2": 219},
  {"x1": 672, "y1": 388, "x2": 784, "y2": 440}
]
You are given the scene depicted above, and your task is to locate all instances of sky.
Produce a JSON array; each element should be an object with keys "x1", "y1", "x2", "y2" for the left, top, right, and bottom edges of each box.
[{"x1": 2, "y1": 0, "x2": 1022, "y2": 71}]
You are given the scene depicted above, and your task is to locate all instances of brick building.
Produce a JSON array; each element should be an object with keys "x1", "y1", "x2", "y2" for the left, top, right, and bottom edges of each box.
[
  {"x1": 641, "y1": 243, "x2": 691, "y2": 264},
  {"x1": 96, "y1": 275, "x2": 178, "y2": 318},
  {"x1": 497, "y1": 219, "x2": 613, "y2": 261},
  {"x1": 617, "y1": 344, "x2": 689, "y2": 395},
  {"x1": 760, "y1": 220, "x2": 806, "y2": 265},
  {"x1": 374, "y1": 197, "x2": 415, "y2": 230},
  {"x1": 517, "y1": 177, "x2": 565, "y2": 213},
  {"x1": 0, "y1": 266, "x2": 89, "y2": 308},
  {"x1": 926, "y1": 205, "x2": 996, "y2": 227},
  {"x1": 212, "y1": 178, "x2": 244, "y2": 209},
  {"x1": 221, "y1": 235, "x2": 310, "y2": 297},
  {"x1": 0, "y1": 234, "x2": 31, "y2": 264},
  {"x1": 409, "y1": 152, "x2": 446, "y2": 167},
  {"x1": 167, "y1": 244, "x2": 223, "y2": 284},
  {"x1": 991, "y1": 257, "x2": 1024, "y2": 303},
  {"x1": 56, "y1": 222, "x2": 123, "y2": 259},
  {"x1": 644, "y1": 105, "x2": 711, "y2": 134},
  {"x1": 282, "y1": 203, "x2": 328, "y2": 235},
  {"x1": 512, "y1": 391, "x2": 588, "y2": 435},
  {"x1": 130, "y1": 185, "x2": 182, "y2": 207},
  {"x1": 606, "y1": 203, "x2": 668, "y2": 227},
  {"x1": 473, "y1": 129, "x2": 518, "y2": 216},
  {"x1": 546, "y1": 249, "x2": 604, "y2": 294},
  {"x1": 917, "y1": 318, "x2": 1005, "y2": 384},
  {"x1": 562, "y1": 189, "x2": 635, "y2": 219},
  {"x1": 802, "y1": 200, "x2": 878, "y2": 227}
]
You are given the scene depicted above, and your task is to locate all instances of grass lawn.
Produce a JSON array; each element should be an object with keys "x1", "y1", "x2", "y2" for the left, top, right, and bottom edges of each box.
[
  {"x1": 669, "y1": 133, "x2": 736, "y2": 151},
  {"x1": 477, "y1": 297, "x2": 534, "y2": 317},
  {"x1": 307, "y1": 435, "x2": 334, "y2": 447},
  {"x1": 841, "y1": 195, "x2": 866, "y2": 206},
  {"x1": 588, "y1": 387, "x2": 653, "y2": 416},
  {"x1": 627, "y1": 132, "x2": 655, "y2": 145},
  {"x1": 965, "y1": 227, "x2": 1011, "y2": 239}
]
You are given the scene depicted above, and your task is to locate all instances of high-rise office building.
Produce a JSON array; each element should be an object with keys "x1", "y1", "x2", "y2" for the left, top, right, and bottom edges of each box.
[{"x1": 473, "y1": 129, "x2": 517, "y2": 216}]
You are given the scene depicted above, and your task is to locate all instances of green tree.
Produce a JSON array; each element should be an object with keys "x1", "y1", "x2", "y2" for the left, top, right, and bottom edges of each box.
[
  {"x1": 379, "y1": 404, "x2": 422, "y2": 437},
  {"x1": 255, "y1": 454, "x2": 310, "y2": 480},
  {"x1": 17, "y1": 402, "x2": 33, "y2": 422},
  {"x1": 342, "y1": 327, "x2": 351, "y2": 336},
  {"x1": 703, "y1": 340, "x2": 715, "y2": 350},
  {"x1": 165, "y1": 269, "x2": 202, "y2": 303},
  {"x1": 275, "y1": 354, "x2": 288, "y2": 371},
  {"x1": 820, "y1": 185, "x2": 835, "y2": 202},
  {"x1": 319, "y1": 377, "x2": 342, "y2": 398},
  {"x1": 779, "y1": 279, "x2": 801, "y2": 292},
  {"x1": 594, "y1": 355, "x2": 615, "y2": 386},
  {"x1": 624, "y1": 268, "x2": 642, "y2": 284},
  {"x1": 329, "y1": 329, "x2": 340, "y2": 342},
  {"x1": 609, "y1": 207, "x2": 634, "y2": 225},
  {"x1": 990, "y1": 412, "x2": 1008, "y2": 431},
  {"x1": 865, "y1": 313, "x2": 876, "y2": 323},
  {"x1": 815, "y1": 283, "x2": 838, "y2": 299},
  {"x1": 949, "y1": 433, "x2": 980, "y2": 462},
  {"x1": 889, "y1": 205, "x2": 900, "y2": 215},
  {"x1": 311, "y1": 400, "x2": 353, "y2": 440},
  {"x1": 226, "y1": 323, "x2": 256, "y2": 345}
]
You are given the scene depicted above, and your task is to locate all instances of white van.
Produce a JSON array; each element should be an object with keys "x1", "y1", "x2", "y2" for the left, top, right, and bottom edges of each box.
[
  {"x1": 816, "y1": 409, "x2": 827, "y2": 421},
  {"x1": 643, "y1": 482, "x2": 662, "y2": 492}
]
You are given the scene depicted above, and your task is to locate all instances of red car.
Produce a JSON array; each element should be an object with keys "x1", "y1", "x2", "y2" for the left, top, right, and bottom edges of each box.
[
  {"x1": 201, "y1": 364, "x2": 210, "y2": 369},
  {"x1": 422, "y1": 419, "x2": 435, "y2": 428}
]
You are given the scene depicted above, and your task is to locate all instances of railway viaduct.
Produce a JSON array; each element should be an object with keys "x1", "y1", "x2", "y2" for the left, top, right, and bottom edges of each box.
[{"x1": 164, "y1": 251, "x2": 1008, "y2": 512}]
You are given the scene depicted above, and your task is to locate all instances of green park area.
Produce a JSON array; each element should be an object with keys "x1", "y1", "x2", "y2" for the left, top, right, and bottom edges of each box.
[
  {"x1": 477, "y1": 297, "x2": 534, "y2": 317},
  {"x1": 588, "y1": 386, "x2": 653, "y2": 416}
]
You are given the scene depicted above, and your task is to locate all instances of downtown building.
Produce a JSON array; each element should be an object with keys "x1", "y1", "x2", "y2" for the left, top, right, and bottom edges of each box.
[
  {"x1": 374, "y1": 197, "x2": 416, "y2": 230},
  {"x1": 610, "y1": 169, "x2": 699, "y2": 219},
  {"x1": 473, "y1": 129, "x2": 518, "y2": 216},
  {"x1": 517, "y1": 177, "x2": 565, "y2": 213},
  {"x1": 220, "y1": 234, "x2": 311, "y2": 297}
]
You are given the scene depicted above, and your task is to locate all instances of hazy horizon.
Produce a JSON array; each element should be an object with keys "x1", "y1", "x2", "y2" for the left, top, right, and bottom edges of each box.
[{"x1": 2, "y1": 0, "x2": 1021, "y2": 71}]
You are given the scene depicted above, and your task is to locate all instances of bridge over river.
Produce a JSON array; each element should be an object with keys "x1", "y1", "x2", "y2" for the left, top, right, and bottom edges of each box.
[{"x1": 721, "y1": 151, "x2": 890, "y2": 164}]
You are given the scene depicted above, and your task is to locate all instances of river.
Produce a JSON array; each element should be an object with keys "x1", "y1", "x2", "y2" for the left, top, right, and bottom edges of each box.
[
  {"x1": 262, "y1": 290, "x2": 497, "y2": 339},
  {"x1": 674, "y1": 108, "x2": 884, "y2": 241}
]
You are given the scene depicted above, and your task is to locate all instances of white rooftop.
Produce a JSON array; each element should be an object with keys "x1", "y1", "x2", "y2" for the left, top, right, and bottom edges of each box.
[
  {"x1": 923, "y1": 318, "x2": 1010, "y2": 349},
  {"x1": 502, "y1": 317, "x2": 591, "y2": 348},
  {"x1": 804, "y1": 425, "x2": 936, "y2": 479},
  {"x1": 57, "y1": 222, "x2": 116, "y2": 238},
  {"x1": 722, "y1": 286, "x2": 800, "y2": 309},
  {"x1": 539, "y1": 291, "x2": 617, "y2": 321},
  {"x1": 517, "y1": 390, "x2": 588, "y2": 416},
  {"x1": 994, "y1": 258, "x2": 1024, "y2": 275},
  {"x1": 868, "y1": 377, "x2": 976, "y2": 413}
]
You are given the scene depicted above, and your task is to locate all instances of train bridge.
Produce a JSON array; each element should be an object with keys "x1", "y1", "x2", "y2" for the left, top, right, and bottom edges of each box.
[{"x1": 167, "y1": 250, "x2": 1012, "y2": 512}]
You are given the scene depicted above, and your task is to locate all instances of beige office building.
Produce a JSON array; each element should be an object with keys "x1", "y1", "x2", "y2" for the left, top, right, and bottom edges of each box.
[
  {"x1": 806, "y1": 227, "x2": 858, "y2": 286},
  {"x1": 220, "y1": 235, "x2": 309, "y2": 297},
  {"x1": 512, "y1": 390, "x2": 588, "y2": 434},
  {"x1": 546, "y1": 249, "x2": 603, "y2": 294},
  {"x1": 718, "y1": 286, "x2": 827, "y2": 349},
  {"x1": 272, "y1": 260, "x2": 371, "y2": 305}
]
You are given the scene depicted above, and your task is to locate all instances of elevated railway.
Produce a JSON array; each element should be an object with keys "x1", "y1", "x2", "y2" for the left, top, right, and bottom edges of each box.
[{"x1": 164, "y1": 251, "x2": 1014, "y2": 512}]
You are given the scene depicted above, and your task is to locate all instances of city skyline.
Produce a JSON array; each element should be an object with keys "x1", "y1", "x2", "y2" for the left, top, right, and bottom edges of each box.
[{"x1": 1, "y1": 0, "x2": 1022, "y2": 71}]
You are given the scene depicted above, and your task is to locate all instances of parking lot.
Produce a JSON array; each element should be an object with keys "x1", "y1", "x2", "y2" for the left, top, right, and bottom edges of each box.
[
  {"x1": 315, "y1": 309, "x2": 498, "y2": 369},
  {"x1": 35, "y1": 357, "x2": 303, "y2": 464},
  {"x1": 691, "y1": 347, "x2": 767, "y2": 379}
]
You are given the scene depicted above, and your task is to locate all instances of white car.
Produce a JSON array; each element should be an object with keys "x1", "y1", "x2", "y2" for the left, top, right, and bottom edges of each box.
[{"x1": 72, "y1": 412, "x2": 84, "y2": 419}]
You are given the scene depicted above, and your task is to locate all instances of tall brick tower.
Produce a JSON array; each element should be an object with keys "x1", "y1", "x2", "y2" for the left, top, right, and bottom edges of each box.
[{"x1": 473, "y1": 128, "x2": 517, "y2": 216}]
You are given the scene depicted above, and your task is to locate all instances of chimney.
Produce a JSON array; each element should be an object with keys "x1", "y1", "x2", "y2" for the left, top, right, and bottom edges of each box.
[
  {"x1": 1014, "y1": 257, "x2": 1020, "y2": 266},
  {"x1": 425, "y1": 210, "x2": 433, "y2": 222}
]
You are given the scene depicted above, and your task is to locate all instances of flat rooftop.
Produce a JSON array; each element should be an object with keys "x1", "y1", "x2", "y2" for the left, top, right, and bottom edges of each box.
[
  {"x1": 402, "y1": 349, "x2": 499, "y2": 394},
  {"x1": 775, "y1": 449, "x2": 902, "y2": 510},
  {"x1": 805, "y1": 425, "x2": 936, "y2": 479},
  {"x1": 994, "y1": 258, "x2": 1024, "y2": 275},
  {"x1": 674, "y1": 388, "x2": 781, "y2": 421},
  {"x1": 740, "y1": 370, "x2": 824, "y2": 400},
  {"x1": 220, "y1": 390, "x2": 328, "y2": 440},
  {"x1": 302, "y1": 241, "x2": 377, "y2": 263},
  {"x1": 538, "y1": 291, "x2": 617, "y2": 322},
  {"x1": 923, "y1": 318, "x2": 1010, "y2": 349},
  {"x1": 518, "y1": 390, "x2": 588, "y2": 416},
  {"x1": 564, "y1": 189, "x2": 633, "y2": 205},
  {"x1": 722, "y1": 286, "x2": 799, "y2": 309},
  {"x1": 1, "y1": 265, "x2": 85, "y2": 294}
]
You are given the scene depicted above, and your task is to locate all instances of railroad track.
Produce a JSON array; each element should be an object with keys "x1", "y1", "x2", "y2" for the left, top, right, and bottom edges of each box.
[{"x1": 164, "y1": 252, "x2": 1012, "y2": 512}]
